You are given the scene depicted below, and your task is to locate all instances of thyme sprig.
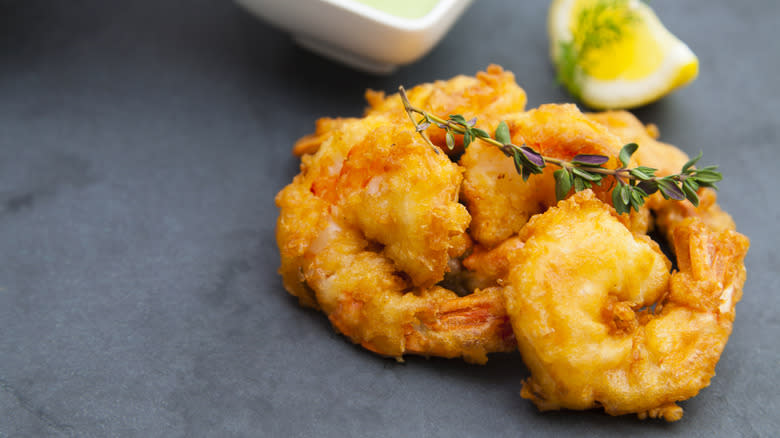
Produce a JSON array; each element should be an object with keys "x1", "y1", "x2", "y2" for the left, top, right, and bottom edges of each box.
[{"x1": 398, "y1": 86, "x2": 721, "y2": 214}]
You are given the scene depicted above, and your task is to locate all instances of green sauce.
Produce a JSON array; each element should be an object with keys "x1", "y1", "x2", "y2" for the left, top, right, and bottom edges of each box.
[{"x1": 351, "y1": 0, "x2": 440, "y2": 19}]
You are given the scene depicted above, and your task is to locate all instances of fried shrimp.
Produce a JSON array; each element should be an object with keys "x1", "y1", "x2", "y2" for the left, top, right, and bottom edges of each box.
[
  {"x1": 503, "y1": 191, "x2": 749, "y2": 421},
  {"x1": 276, "y1": 66, "x2": 749, "y2": 419},
  {"x1": 303, "y1": 218, "x2": 514, "y2": 363},
  {"x1": 460, "y1": 103, "x2": 650, "y2": 248},
  {"x1": 276, "y1": 125, "x2": 515, "y2": 363}
]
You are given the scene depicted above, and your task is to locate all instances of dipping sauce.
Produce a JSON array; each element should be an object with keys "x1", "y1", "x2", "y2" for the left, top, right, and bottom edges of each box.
[{"x1": 352, "y1": 0, "x2": 440, "y2": 19}]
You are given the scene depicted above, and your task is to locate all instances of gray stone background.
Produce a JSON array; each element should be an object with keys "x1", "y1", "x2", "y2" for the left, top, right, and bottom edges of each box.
[{"x1": 1, "y1": 0, "x2": 777, "y2": 436}]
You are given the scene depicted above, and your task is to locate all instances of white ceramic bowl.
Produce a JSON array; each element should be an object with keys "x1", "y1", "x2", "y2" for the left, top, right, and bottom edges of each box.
[{"x1": 235, "y1": 0, "x2": 473, "y2": 74}]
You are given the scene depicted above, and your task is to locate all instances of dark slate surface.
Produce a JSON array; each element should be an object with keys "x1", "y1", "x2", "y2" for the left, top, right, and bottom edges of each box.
[{"x1": 1, "y1": 0, "x2": 777, "y2": 436}]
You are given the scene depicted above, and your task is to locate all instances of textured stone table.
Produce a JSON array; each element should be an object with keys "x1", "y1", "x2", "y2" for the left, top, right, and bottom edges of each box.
[{"x1": 1, "y1": 0, "x2": 777, "y2": 436}]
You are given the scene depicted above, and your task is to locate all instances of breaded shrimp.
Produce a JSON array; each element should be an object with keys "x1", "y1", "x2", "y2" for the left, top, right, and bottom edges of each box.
[
  {"x1": 303, "y1": 217, "x2": 514, "y2": 363},
  {"x1": 276, "y1": 125, "x2": 515, "y2": 363},
  {"x1": 324, "y1": 127, "x2": 471, "y2": 287},
  {"x1": 460, "y1": 104, "x2": 650, "y2": 248},
  {"x1": 503, "y1": 191, "x2": 749, "y2": 421}
]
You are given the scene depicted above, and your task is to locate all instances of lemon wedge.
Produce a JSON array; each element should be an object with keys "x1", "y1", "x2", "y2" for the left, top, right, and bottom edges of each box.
[{"x1": 549, "y1": 0, "x2": 699, "y2": 109}]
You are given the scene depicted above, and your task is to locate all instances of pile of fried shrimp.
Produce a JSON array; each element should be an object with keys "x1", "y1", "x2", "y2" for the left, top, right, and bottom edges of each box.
[{"x1": 275, "y1": 65, "x2": 749, "y2": 421}]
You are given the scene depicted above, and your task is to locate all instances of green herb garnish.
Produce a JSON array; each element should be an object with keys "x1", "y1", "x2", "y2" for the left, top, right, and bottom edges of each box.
[{"x1": 399, "y1": 86, "x2": 721, "y2": 215}]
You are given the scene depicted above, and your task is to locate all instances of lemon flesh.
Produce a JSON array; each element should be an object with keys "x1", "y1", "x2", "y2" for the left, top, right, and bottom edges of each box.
[{"x1": 549, "y1": 0, "x2": 698, "y2": 109}]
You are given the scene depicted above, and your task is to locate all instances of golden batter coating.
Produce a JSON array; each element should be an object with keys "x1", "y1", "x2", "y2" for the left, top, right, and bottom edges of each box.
[
  {"x1": 277, "y1": 65, "x2": 529, "y2": 362},
  {"x1": 504, "y1": 191, "x2": 748, "y2": 421},
  {"x1": 461, "y1": 103, "x2": 651, "y2": 247},
  {"x1": 277, "y1": 126, "x2": 515, "y2": 363}
]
